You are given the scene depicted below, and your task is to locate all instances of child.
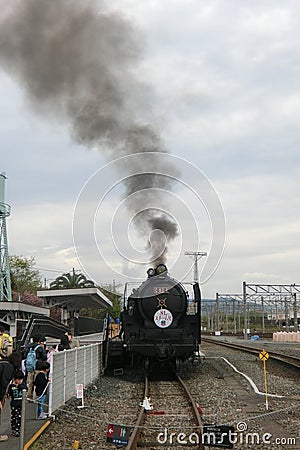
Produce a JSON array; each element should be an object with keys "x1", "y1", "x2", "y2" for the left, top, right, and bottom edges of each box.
[
  {"x1": 7, "y1": 370, "x2": 27, "y2": 437},
  {"x1": 33, "y1": 361, "x2": 50, "y2": 419},
  {"x1": 46, "y1": 343, "x2": 63, "y2": 365}
]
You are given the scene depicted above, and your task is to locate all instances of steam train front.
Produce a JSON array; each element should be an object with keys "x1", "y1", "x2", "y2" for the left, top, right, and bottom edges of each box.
[{"x1": 122, "y1": 264, "x2": 201, "y2": 369}]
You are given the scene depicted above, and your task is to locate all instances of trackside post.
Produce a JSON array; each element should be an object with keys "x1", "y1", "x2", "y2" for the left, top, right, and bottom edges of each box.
[
  {"x1": 259, "y1": 349, "x2": 269, "y2": 410},
  {"x1": 19, "y1": 389, "x2": 27, "y2": 450}
]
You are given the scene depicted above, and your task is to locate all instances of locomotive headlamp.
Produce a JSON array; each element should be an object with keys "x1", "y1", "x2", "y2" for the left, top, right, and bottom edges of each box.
[
  {"x1": 155, "y1": 264, "x2": 167, "y2": 275},
  {"x1": 147, "y1": 268, "x2": 156, "y2": 277}
]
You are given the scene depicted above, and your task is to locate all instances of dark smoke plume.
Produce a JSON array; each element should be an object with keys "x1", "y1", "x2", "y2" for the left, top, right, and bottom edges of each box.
[{"x1": 0, "y1": 0, "x2": 179, "y2": 264}]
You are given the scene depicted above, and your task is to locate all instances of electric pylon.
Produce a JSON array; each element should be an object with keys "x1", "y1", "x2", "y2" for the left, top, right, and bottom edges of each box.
[
  {"x1": 0, "y1": 173, "x2": 12, "y2": 302},
  {"x1": 184, "y1": 251, "x2": 207, "y2": 283}
]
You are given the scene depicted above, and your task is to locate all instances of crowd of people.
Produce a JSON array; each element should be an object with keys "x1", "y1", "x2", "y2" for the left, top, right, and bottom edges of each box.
[{"x1": 0, "y1": 327, "x2": 79, "y2": 443}]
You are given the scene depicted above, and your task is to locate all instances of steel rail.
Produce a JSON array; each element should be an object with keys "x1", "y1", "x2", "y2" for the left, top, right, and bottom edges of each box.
[
  {"x1": 177, "y1": 375, "x2": 205, "y2": 450},
  {"x1": 126, "y1": 375, "x2": 204, "y2": 449},
  {"x1": 202, "y1": 337, "x2": 300, "y2": 369},
  {"x1": 125, "y1": 376, "x2": 148, "y2": 450}
]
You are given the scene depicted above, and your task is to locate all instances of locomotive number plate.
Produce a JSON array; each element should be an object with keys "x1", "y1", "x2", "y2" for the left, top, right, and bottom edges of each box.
[{"x1": 153, "y1": 286, "x2": 169, "y2": 294}]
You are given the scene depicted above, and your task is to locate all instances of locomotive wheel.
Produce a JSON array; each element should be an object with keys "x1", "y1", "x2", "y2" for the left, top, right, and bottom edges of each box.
[
  {"x1": 130, "y1": 352, "x2": 135, "y2": 368},
  {"x1": 175, "y1": 358, "x2": 182, "y2": 375}
]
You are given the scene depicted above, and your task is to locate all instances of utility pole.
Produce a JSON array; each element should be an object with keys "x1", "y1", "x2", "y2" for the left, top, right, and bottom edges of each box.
[
  {"x1": 293, "y1": 293, "x2": 298, "y2": 331},
  {"x1": 216, "y1": 293, "x2": 220, "y2": 332},
  {"x1": 243, "y1": 281, "x2": 247, "y2": 340},
  {"x1": 184, "y1": 251, "x2": 207, "y2": 283}
]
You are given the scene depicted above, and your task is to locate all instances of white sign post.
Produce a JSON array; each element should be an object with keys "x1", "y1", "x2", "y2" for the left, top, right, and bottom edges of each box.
[{"x1": 76, "y1": 384, "x2": 85, "y2": 409}]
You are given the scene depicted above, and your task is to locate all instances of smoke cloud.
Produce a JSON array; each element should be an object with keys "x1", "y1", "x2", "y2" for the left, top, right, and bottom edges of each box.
[{"x1": 0, "y1": 0, "x2": 179, "y2": 264}]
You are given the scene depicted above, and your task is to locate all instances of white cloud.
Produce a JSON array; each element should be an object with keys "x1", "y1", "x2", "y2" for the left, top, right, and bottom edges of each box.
[{"x1": 1, "y1": 0, "x2": 300, "y2": 297}]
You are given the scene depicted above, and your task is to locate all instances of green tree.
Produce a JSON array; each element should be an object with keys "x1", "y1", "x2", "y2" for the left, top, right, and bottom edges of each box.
[
  {"x1": 101, "y1": 286, "x2": 122, "y2": 320},
  {"x1": 80, "y1": 285, "x2": 122, "y2": 321},
  {"x1": 9, "y1": 255, "x2": 42, "y2": 295},
  {"x1": 49, "y1": 268, "x2": 95, "y2": 289}
]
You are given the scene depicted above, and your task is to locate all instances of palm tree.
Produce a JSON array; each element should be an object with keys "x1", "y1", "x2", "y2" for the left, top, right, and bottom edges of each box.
[{"x1": 49, "y1": 268, "x2": 95, "y2": 290}]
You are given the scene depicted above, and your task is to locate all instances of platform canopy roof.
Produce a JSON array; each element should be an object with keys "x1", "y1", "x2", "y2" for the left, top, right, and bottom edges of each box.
[{"x1": 37, "y1": 287, "x2": 112, "y2": 310}]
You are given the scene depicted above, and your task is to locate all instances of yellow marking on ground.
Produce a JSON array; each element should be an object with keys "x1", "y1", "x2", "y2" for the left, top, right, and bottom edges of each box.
[{"x1": 24, "y1": 419, "x2": 51, "y2": 449}]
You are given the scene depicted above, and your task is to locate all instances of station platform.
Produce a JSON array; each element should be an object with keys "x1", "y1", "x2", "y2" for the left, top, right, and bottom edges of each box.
[{"x1": 0, "y1": 399, "x2": 50, "y2": 449}]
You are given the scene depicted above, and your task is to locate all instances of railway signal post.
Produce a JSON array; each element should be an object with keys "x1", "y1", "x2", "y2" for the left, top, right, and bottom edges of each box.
[{"x1": 259, "y1": 349, "x2": 269, "y2": 410}]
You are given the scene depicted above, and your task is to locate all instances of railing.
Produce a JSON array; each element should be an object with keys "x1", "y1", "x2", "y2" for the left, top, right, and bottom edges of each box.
[
  {"x1": 48, "y1": 343, "x2": 103, "y2": 416},
  {"x1": 19, "y1": 315, "x2": 70, "y2": 351}
]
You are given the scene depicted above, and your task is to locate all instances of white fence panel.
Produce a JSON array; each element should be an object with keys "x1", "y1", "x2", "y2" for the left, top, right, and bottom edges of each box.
[{"x1": 48, "y1": 343, "x2": 103, "y2": 416}]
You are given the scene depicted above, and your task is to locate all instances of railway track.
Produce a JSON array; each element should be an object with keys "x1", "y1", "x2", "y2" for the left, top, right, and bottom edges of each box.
[
  {"x1": 126, "y1": 375, "x2": 204, "y2": 449},
  {"x1": 202, "y1": 336, "x2": 300, "y2": 370},
  {"x1": 200, "y1": 337, "x2": 300, "y2": 448}
]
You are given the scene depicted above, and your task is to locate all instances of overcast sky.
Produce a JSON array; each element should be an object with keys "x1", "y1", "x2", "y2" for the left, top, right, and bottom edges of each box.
[{"x1": 1, "y1": 0, "x2": 300, "y2": 298}]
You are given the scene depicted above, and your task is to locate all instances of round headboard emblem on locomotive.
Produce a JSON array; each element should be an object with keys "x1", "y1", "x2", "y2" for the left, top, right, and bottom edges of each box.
[{"x1": 153, "y1": 308, "x2": 173, "y2": 328}]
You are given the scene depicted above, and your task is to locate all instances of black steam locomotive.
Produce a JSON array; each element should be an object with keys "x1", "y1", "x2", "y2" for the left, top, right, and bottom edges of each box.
[{"x1": 121, "y1": 264, "x2": 201, "y2": 372}]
